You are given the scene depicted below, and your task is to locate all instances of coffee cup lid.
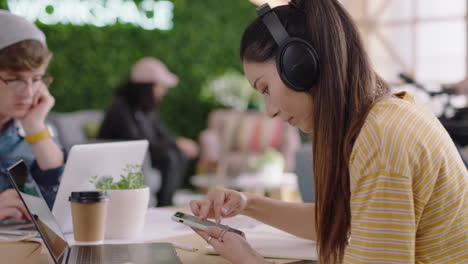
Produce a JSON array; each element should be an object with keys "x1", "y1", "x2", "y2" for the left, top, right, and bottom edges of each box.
[{"x1": 69, "y1": 191, "x2": 109, "y2": 203}]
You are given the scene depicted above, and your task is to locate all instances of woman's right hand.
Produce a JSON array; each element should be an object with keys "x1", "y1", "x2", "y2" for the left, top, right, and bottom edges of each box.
[{"x1": 190, "y1": 187, "x2": 248, "y2": 224}]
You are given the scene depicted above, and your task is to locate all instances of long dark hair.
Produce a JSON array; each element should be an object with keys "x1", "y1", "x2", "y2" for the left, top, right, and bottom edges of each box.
[
  {"x1": 240, "y1": 0, "x2": 390, "y2": 262},
  {"x1": 116, "y1": 80, "x2": 157, "y2": 112}
]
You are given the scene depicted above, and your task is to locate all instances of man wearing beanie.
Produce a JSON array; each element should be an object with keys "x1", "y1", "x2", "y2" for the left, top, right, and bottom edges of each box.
[
  {"x1": 0, "y1": 10, "x2": 65, "y2": 220},
  {"x1": 98, "y1": 57, "x2": 199, "y2": 207}
]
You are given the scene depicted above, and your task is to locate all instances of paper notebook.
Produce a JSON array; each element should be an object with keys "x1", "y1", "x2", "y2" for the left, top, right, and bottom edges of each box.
[{"x1": 205, "y1": 224, "x2": 318, "y2": 260}]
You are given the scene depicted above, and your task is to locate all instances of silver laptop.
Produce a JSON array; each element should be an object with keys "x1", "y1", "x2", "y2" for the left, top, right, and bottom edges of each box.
[
  {"x1": 7, "y1": 160, "x2": 182, "y2": 264},
  {"x1": 52, "y1": 140, "x2": 149, "y2": 235}
]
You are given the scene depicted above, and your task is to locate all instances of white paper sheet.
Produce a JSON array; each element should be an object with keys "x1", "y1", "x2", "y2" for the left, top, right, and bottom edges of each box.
[{"x1": 206, "y1": 223, "x2": 318, "y2": 260}]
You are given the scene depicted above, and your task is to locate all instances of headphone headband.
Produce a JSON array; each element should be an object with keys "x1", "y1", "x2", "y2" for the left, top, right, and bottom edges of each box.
[{"x1": 257, "y1": 4, "x2": 289, "y2": 45}]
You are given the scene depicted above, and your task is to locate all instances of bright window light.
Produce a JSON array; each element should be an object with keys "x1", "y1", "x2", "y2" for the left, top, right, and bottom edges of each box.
[{"x1": 344, "y1": 0, "x2": 466, "y2": 84}]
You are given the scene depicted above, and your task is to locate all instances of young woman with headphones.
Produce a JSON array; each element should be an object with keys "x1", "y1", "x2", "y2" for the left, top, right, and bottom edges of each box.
[{"x1": 190, "y1": 1, "x2": 468, "y2": 263}]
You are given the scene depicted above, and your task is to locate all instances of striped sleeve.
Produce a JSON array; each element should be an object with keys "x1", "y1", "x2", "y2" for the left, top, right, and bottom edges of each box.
[{"x1": 344, "y1": 170, "x2": 416, "y2": 263}]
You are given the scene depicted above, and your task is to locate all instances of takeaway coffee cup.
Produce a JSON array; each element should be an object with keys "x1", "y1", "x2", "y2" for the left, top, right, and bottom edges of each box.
[{"x1": 69, "y1": 191, "x2": 109, "y2": 242}]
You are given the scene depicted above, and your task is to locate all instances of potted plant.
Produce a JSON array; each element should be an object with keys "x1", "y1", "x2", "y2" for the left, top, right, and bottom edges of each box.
[
  {"x1": 200, "y1": 70, "x2": 265, "y2": 111},
  {"x1": 90, "y1": 164, "x2": 149, "y2": 239}
]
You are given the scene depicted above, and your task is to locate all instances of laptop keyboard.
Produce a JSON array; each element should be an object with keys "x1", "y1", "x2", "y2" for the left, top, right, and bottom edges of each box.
[
  {"x1": 77, "y1": 245, "x2": 130, "y2": 264},
  {"x1": 73, "y1": 243, "x2": 182, "y2": 264},
  {"x1": 77, "y1": 246, "x2": 101, "y2": 264}
]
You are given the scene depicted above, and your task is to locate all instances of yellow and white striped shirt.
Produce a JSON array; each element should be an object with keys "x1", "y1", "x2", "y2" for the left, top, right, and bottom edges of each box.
[{"x1": 344, "y1": 92, "x2": 468, "y2": 263}]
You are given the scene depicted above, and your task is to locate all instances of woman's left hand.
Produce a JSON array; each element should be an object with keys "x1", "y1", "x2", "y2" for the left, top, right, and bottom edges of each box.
[
  {"x1": 20, "y1": 85, "x2": 55, "y2": 134},
  {"x1": 193, "y1": 226, "x2": 264, "y2": 264}
]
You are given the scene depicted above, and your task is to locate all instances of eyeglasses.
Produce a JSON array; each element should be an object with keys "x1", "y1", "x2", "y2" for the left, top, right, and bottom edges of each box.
[{"x1": 0, "y1": 74, "x2": 53, "y2": 93}]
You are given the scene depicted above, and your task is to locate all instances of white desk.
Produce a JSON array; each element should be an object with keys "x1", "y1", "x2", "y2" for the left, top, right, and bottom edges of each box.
[
  {"x1": 191, "y1": 173, "x2": 301, "y2": 201},
  {"x1": 65, "y1": 207, "x2": 193, "y2": 245},
  {"x1": 64, "y1": 207, "x2": 316, "y2": 261},
  {"x1": 3, "y1": 207, "x2": 317, "y2": 263}
]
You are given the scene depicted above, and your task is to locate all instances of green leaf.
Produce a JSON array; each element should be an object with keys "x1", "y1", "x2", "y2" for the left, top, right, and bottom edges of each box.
[{"x1": 90, "y1": 164, "x2": 145, "y2": 190}]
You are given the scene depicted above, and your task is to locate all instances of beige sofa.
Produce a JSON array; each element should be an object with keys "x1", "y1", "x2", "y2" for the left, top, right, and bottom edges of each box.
[{"x1": 197, "y1": 109, "x2": 301, "y2": 176}]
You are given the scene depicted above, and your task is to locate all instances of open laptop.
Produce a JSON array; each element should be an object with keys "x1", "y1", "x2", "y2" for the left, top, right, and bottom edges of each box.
[
  {"x1": 7, "y1": 160, "x2": 182, "y2": 264},
  {"x1": 52, "y1": 140, "x2": 149, "y2": 235}
]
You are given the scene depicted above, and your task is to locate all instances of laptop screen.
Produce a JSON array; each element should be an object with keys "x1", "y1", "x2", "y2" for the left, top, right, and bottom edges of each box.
[{"x1": 7, "y1": 160, "x2": 69, "y2": 264}]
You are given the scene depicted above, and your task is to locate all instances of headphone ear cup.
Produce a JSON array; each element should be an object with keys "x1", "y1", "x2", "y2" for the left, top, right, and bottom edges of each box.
[{"x1": 277, "y1": 38, "x2": 319, "y2": 92}]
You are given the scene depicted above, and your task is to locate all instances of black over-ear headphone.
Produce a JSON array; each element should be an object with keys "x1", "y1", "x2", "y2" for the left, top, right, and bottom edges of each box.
[{"x1": 257, "y1": 3, "x2": 319, "y2": 92}]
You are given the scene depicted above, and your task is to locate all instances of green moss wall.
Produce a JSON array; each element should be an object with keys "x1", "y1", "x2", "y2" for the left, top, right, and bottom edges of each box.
[{"x1": 1, "y1": 0, "x2": 256, "y2": 139}]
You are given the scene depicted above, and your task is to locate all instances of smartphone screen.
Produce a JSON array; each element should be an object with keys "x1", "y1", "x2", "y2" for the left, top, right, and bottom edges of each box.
[{"x1": 173, "y1": 212, "x2": 244, "y2": 237}]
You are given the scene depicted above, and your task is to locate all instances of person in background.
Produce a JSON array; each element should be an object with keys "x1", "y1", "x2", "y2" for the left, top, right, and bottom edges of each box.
[
  {"x1": 0, "y1": 10, "x2": 65, "y2": 219},
  {"x1": 98, "y1": 57, "x2": 198, "y2": 207},
  {"x1": 189, "y1": 1, "x2": 467, "y2": 263}
]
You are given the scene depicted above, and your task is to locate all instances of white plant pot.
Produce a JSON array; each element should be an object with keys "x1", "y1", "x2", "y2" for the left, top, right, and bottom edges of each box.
[{"x1": 104, "y1": 186, "x2": 149, "y2": 239}]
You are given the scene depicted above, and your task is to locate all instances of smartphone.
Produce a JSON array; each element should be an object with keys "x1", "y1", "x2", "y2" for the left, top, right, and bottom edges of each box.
[{"x1": 171, "y1": 211, "x2": 245, "y2": 237}]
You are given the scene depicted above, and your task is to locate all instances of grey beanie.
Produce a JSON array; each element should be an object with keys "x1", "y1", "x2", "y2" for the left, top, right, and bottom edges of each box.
[{"x1": 0, "y1": 10, "x2": 46, "y2": 50}]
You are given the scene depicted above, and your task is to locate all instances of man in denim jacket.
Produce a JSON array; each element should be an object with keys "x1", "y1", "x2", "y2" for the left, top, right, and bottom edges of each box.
[{"x1": 0, "y1": 10, "x2": 65, "y2": 220}]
